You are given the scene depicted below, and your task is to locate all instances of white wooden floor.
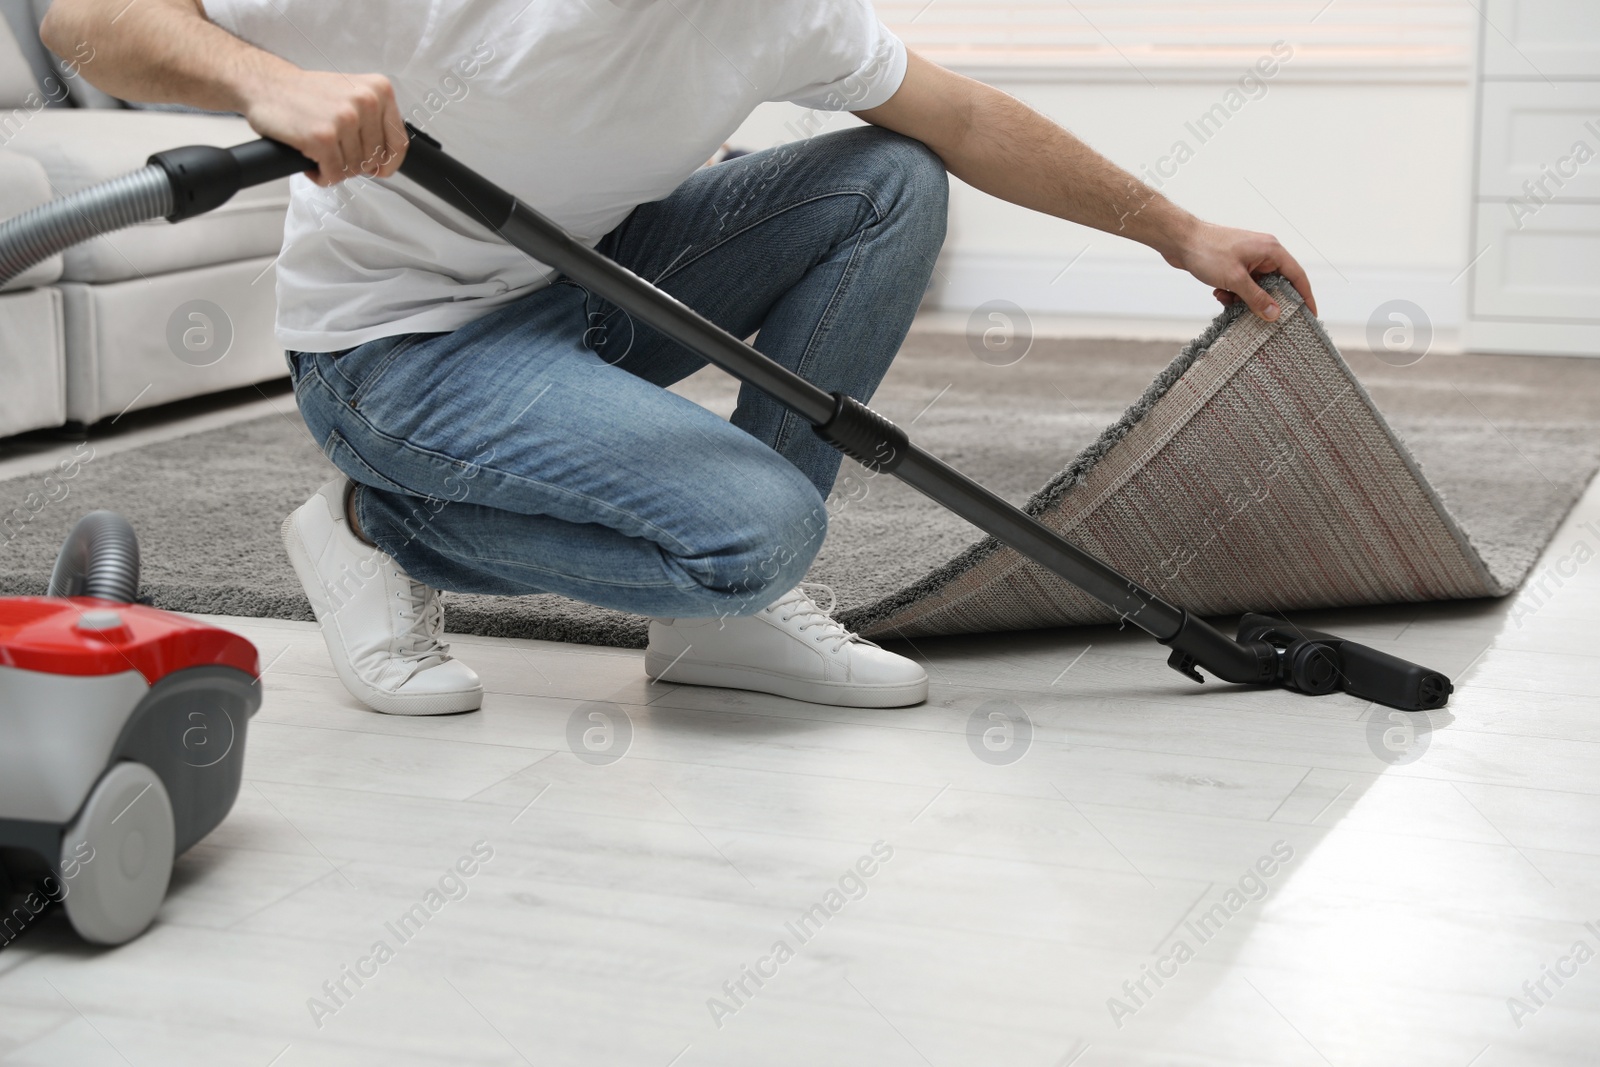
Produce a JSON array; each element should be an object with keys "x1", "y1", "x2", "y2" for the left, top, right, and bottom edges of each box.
[{"x1": 3, "y1": 482, "x2": 1598, "y2": 1066}]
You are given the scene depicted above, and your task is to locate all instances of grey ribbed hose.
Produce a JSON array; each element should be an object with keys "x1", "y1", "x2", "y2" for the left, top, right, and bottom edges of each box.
[
  {"x1": 49, "y1": 511, "x2": 142, "y2": 604},
  {"x1": 2, "y1": 169, "x2": 165, "y2": 603},
  {"x1": 0, "y1": 165, "x2": 173, "y2": 290}
]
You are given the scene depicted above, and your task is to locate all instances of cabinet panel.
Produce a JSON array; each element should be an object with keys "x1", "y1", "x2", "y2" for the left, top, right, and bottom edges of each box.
[
  {"x1": 1471, "y1": 201, "x2": 1600, "y2": 320},
  {"x1": 1476, "y1": 81, "x2": 1600, "y2": 199},
  {"x1": 1483, "y1": 0, "x2": 1600, "y2": 80}
]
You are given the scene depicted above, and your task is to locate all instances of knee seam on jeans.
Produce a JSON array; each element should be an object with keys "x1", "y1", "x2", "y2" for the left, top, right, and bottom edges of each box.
[
  {"x1": 770, "y1": 226, "x2": 874, "y2": 460},
  {"x1": 649, "y1": 190, "x2": 885, "y2": 290}
]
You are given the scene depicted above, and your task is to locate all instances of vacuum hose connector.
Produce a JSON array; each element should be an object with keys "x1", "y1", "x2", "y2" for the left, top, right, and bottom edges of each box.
[
  {"x1": 0, "y1": 136, "x2": 316, "y2": 291},
  {"x1": 48, "y1": 511, "x2": 142, "y2": 604},
  {"x1": 0, "y1": 166, "x2": 173, "y2": 290}
]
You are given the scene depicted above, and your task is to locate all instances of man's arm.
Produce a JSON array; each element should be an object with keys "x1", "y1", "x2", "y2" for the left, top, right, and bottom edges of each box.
[
  {"x1": 859, "y1": 52, "x2": 1318, "y2": 322},
  {"x1": 40, "y1": 0, "x2": 405, "y2": 185}
]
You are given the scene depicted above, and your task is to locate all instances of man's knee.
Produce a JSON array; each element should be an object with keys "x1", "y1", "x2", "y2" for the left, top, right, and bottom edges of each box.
[
  {"x1": 882, "y1": 129, "x2": 949, "y2": 199},
  {"x1": 852, "y1": 126, "x2": 949, "y2": 224},
  {"x1": 713, "y1": 463, "x2": 828, "y2": 613}
]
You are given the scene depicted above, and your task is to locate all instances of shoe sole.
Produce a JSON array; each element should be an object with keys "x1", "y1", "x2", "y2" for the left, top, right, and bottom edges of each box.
[
  {"x1": 281, "y1": 511, "x2": 483, "y2": 716},
  {"x1": 644, "y1": 651, "x2": 927, "y2": 708}
]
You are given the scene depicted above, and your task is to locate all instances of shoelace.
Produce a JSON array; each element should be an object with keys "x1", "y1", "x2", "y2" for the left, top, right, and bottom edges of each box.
[
  {"x1": 392, "y1": 569, "x2": 451, "y2": 671},
  {"x1": 771, "y1": 582, "x2": 864, "y2": 652}
]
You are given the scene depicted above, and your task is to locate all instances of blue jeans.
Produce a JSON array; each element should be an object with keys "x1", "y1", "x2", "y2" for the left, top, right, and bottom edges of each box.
[{"x1": 289, "y1": 127, "x2": 948, "y2": 619}]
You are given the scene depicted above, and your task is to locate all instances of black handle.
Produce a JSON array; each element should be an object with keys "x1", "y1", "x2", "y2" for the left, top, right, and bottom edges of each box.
[
  {"x1": 231, "y1": 137, "x2": 318, "y2": 186},
  {"x1": 148, "y1": 137, "x2": 315, "y2": 221},
  {"x1": 152, "y1": 124, "x2": 505, "y2": 224}
]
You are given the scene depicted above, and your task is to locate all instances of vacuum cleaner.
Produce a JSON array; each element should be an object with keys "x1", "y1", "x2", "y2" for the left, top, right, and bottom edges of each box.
[
  {"x1": 0, "y1": 512, "x2": 261, "y2": 945},
  {"x1": 0, "y1": 125, "x2": 1453, "y2": 712}
]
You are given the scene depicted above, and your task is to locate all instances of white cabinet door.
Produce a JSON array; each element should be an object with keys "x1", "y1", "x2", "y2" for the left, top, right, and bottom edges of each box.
[
  {"x1": 1471, "y1": 201, "x2": 1600, "y2": 320},
  {"x1": 1476, "y1": 81, "x2": 1600, "y2": 200},
  {"x1": 1482, "y1": 0, "x2": 1600, "y2": 79}
]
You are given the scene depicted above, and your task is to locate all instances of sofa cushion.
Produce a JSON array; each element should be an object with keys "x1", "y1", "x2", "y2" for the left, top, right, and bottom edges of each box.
[
  {"x1": 3, "y1": 110, "x2": 290, "y2": 283},
  {"x1": 61, "y1": 255, "x2": 285, "y2": 424},
  {"x1": 0, "y1": 147, "x2": 61, "y2": 290}
]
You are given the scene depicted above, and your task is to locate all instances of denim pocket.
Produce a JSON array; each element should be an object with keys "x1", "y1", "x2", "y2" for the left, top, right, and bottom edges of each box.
[{"x1": 333, "y1": 334, "x2": 425, "y2": 408}]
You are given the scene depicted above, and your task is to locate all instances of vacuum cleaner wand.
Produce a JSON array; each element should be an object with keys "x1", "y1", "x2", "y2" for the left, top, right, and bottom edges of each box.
[{"x1": 0, "y1": 126, "x2": 1453, "y2": 712}]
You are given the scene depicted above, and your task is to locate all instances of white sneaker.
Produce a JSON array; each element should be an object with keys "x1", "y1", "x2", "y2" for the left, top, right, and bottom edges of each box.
[
  {"x1": 281, "y1": 478, "x2": 483, "y2": 715},
  {"x1": 645, "y1": 584, "x2": 927, "y2": 708}
]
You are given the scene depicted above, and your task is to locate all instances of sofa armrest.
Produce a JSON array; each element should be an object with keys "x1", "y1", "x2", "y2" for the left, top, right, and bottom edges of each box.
[{"x1": 0, "y1": 147, "x2": 62, "y2": 291}]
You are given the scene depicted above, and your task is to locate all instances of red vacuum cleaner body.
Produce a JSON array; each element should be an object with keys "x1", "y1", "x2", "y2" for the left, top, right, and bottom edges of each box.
[{"x1": 0, "y1": 515, "x2": 260, "y2": 946}]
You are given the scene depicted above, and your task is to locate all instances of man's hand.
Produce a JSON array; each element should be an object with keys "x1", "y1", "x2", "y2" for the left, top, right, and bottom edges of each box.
[
  {"x1": 243, "y1": 68, "x2": 408, "y2": 186},
  {"x1": 1165, "y1": 221, "x2": 1318, "y2": 322},
  {"x1": 41, "y1": 0, "x2": 406, "y2": 186}
]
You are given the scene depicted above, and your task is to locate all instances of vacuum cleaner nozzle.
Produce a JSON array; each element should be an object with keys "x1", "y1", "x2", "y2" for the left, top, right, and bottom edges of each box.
[
  {"x1": 1236, "y1": 613, "x2": 1453, "y2": 711},
  {"x1": 1161, "y1": 610, "x2": 1451, "y2": 711}
]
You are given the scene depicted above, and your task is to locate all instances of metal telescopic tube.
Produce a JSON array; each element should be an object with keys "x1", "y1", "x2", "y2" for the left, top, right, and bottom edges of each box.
[{"x1": 389, "y1": 133, "x2": 1285, "y2": 687}]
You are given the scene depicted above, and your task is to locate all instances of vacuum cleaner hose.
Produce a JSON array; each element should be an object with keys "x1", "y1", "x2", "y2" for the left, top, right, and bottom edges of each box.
[
  {"x1": 0, "y1": 166, "x2": 173, "y2": 290},
  {"x1": 48, "y1": 511, "x2": 142, "y2": 604}
]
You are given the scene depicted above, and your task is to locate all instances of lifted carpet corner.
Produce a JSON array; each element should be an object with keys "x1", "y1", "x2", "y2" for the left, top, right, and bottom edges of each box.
[{"x1": 843, "y1": 276, "x2": 1509, "y2": 641}]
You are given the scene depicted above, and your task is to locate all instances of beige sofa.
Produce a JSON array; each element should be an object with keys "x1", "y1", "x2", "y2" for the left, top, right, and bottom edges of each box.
[
  {"x1": 0, "y1": 6, "x2": 290, "y2": 436},
  {"x1": 0, "y1": 143, "x2": 63, "y2": 437}
]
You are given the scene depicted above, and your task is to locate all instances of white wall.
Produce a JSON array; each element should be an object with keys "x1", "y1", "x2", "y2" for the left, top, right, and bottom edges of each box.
[{"x1": 729, "y1": 67, "x2": 1476, "y2": 336}]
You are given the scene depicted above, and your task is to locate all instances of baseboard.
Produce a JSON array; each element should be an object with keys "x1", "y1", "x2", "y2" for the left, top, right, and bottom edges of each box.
[
  {"x1": 1463, "y1": 319, "x2": 1600, "y2": 358},
  {"x1": 909, "y1": 308, "x2": 1464, "y2": 356}
]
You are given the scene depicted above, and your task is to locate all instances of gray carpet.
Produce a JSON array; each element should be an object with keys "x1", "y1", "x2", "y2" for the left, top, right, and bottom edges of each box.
[{"x1": 4, "y1": 316, "x2": 1599, "y2": 649}]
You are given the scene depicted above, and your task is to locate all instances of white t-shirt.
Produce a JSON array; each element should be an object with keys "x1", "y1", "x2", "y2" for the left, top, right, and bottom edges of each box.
[{"x1": 199, "y1": 0, "x2": 908, "y2": 352}]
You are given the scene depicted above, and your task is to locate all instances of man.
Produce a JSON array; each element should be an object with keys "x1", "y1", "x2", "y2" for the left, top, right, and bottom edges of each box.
[{"x1": 44, "y1": 0, "x2": 1316, "y2": 715}]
